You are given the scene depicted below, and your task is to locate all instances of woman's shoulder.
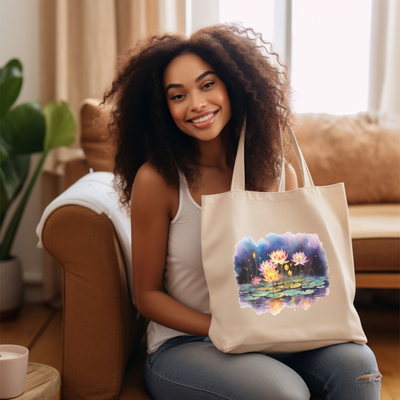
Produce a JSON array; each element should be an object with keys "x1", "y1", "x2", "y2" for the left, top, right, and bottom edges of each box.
[
  {"x1": 134, "y1": 162, "x2": 166, "y2": 187},
  {"x1": 132, "y1": 162, "x2": 179, "y2": 219}
]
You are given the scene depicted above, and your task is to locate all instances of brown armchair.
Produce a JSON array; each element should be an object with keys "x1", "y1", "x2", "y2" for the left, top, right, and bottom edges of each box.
[
  {"x1": 38, "y1": 99, "x2": 399, "y2": 400},
  {"x1": 42, "y1": 205, "x2": 149, "y2": 399},
  {"x1": 40, "y1": 99, "x2": 151, "y2": 399}
]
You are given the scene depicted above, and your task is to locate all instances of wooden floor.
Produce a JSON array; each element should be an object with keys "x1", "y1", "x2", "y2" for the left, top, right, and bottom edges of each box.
[
  {"x1": 1, "y1": 304, "x2": 62, "y2": 400},
  {"x1": 1, "y1": 301, "x2": 399, "y2": 400}
]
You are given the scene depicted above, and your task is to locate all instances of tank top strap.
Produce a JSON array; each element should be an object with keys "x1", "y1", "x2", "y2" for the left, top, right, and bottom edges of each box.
[{"x1": 178, "y1": 170, "x2": 202, "y2": 210}]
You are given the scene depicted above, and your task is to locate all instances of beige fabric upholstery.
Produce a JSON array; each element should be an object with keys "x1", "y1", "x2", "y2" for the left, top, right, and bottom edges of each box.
[
  {"x1": 63, "y1": 99, "x2": 114, "y2": 188},
  {"x1": 349, "y1": 204, "x2": 400, "y2": 272},
  {"x1": 349, "y1": 204, "x2": 400, "y2": 239},
  {"x1": 80, "y1": 99, "x2": 114, "y2": 173},
  {"x1": 290, "y1": 113, "x2": 400, "y2": 204}
]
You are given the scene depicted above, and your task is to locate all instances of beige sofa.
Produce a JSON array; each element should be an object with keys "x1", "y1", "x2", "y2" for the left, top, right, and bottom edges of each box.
[
  {"x1": 289, "y1": 112, "x2": 399, "y2": 289},
  {"x1": 39, "y1": 99, "x2": 399, "y2": 399}
]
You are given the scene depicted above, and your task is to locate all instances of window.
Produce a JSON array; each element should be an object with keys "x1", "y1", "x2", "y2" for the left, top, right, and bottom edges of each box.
[
  {"x1": 291, "y1": 0, "x2": 372, "y2": 114},
  {"x1": 219, "y1": 0, "x2": 274, "y2": 43},
  {"x1": 217, "y1": 0, "x2": 372, "y2": 115}
]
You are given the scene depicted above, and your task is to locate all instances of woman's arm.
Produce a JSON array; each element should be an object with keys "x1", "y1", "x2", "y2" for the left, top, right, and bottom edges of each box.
[
  {"x1": 269, "y1": 162, "x2": 299, "y2": 192},
  {"x1": 131, "y1": 163, "x2": 211, "y2": 336},
  {"x1": 285, "y1": 162, "x2": 299, "y2": 191}
]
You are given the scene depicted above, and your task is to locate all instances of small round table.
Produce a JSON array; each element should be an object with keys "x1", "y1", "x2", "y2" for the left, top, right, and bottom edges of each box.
[{"x1": 16, "y1": 362, "x2": 60, "y2": 400}]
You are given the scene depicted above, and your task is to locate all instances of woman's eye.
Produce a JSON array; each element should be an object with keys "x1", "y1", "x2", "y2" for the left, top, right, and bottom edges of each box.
[
  {"x1": 202, "y1": 82, "x2": 215, "y2": 90},
  {"x1": 171, "y1": 94, "x2": 184, "y2": 100}
]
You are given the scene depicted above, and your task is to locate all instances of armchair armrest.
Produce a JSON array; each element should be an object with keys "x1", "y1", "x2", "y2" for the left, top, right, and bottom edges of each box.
[{"x1": 42, "y1": 205, "x2": 145, "y2": 400}]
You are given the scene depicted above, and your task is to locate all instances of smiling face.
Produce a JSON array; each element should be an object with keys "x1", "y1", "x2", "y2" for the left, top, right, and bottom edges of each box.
[{"x1": 163, "y1": 53, "x2": 232, "y2": 142}]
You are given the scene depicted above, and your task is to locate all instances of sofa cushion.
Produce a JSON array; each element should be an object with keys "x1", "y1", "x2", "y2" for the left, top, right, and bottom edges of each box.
[
  {"x1": 348, "y1": 204, "x2": 400, "y2": 239},
  {"x1": 291, "y1": 113, "x2": 400, "y2": 204},
  {"x1": 353, "y1": 238, "x2": 399, "y2": 272},
  {"x1": 349, "y1": 204, "x2": 400, "y2": 272},
  {"x1": 80, "y1": 98, "x2": 114, "y2": 172}
]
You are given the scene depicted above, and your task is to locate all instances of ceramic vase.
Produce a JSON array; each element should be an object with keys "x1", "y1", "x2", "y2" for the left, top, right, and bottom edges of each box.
[{"x1": 0, "y1": 257, "x2": 24, "y2": 320}]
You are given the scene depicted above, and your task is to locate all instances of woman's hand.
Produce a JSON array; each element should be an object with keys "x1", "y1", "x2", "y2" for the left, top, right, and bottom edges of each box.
[{"x1": 131, "y1": 163, "x2": 211, "y2": 337}]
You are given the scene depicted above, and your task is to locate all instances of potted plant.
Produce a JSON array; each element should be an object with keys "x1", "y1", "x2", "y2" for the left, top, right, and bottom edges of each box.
[{"x1": 0, "y1": 58, "x2": 77, "y2": 320}]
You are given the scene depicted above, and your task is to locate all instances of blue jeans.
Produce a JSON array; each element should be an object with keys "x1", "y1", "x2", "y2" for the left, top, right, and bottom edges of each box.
[{"x1": 144, "y1": 336, "x2": 381, "y2": 400}]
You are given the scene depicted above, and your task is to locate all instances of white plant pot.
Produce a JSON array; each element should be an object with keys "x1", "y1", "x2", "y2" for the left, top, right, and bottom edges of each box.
[{"x1": 0, "y1": 257, "x2": 24, "y2": 320}]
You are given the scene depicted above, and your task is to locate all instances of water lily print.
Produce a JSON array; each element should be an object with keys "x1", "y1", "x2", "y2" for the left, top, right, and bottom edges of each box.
[
  {"x1": 233, "y1": 232, "x2": 330, "y2": 315},
  {"x1": 291, "y1": 252, "x2": 309, "y2": 265},
  {"x1": 258, "y1": 260, "x2": 281, "y2": 293},
  {"x1": 291, "y1": 251, "x2": 309, "y2": 279},
  {"x1": 269, "y1": 249, "x2": 289, "y2": 265}
]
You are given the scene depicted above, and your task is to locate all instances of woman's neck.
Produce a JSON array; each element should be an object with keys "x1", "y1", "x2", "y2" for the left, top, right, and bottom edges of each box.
[{"x1": 196, "y1": 125, "x2": 231, "y2": 171}]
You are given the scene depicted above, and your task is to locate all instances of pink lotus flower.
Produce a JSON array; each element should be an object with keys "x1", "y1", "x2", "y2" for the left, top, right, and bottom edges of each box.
[
  {"x1": 263, "y1": 269, "x2": 281, "y2": 284},
  {"x1": 269, "y1": 249, "x2": 289, "y2": 265},
  {"x1": 291, "y1": 252, "x2": 309, "y2": 266},
  {"x1": 259, "y1": 260, "x2": 274, "y2": 273},
  {"x1": 259, "y1": 260, "x2": 281, "y2": 284},
  {"x1": 251, "y1": 277, "x2": 261, "y2": 285}
]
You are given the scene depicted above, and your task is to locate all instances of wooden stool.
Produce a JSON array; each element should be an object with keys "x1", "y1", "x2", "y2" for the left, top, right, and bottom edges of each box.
[{"x1": 15, "y1": 362, "x2": 60, "y2": 400}]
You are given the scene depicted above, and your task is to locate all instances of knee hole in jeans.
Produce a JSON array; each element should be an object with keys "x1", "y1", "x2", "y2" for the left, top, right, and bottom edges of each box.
[{"x1": 355, "y1": 371, "x2": 382, "y2": 382}]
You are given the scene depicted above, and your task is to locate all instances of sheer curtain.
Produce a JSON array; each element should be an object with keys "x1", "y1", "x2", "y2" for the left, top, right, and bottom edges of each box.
[
  {"x1": 39, "y1": 0, "x2": 185, "y2": 306},
  {"x1": 368, "y1": 0, "x2": 400, "y2": 128},
  {"x1": 39, "y1": 0, "x2": 185, "y2": 174}
]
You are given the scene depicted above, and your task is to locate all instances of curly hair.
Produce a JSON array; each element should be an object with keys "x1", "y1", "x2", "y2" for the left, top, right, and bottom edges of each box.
[{"x1": 102, "y1": 23, "x2": 293, "y2": 209}]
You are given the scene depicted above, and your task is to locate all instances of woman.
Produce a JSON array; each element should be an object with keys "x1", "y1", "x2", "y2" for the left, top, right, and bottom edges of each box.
[{"x1": 103, "y1": 24, "x2": 381, "y2": 400}]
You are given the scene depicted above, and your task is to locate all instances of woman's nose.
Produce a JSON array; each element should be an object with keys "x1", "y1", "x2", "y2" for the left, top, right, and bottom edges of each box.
[{"x1": 190, "y1": 92, "x2": 207, "y2": 112}]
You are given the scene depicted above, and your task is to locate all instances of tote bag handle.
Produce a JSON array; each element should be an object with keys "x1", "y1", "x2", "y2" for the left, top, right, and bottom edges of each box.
[{"x1": 230, "y1": 120, "x2": 314, "y2": 192}]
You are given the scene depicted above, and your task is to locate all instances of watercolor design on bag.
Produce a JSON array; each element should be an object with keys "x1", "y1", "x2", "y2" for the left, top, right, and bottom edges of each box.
[{"x1": 233, "y1": 232, "x2": 330, "y2": 315}]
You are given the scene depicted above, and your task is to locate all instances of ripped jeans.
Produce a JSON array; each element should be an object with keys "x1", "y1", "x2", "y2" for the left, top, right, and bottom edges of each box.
[{"x1": 144, "y1": 336, "x2": 381, "y2": 400}]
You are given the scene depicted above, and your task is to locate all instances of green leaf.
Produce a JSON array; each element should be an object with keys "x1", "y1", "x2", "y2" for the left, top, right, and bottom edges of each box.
[
  {"x1": 0, "y1": 101, "x2": 45, "y2": 163},
  {"x1": 0, "y1": 135, "x2": 12, "y2": 165},
  {"x1": 0, "y1": 59, "x2": 22, "y2": 80},
  {"x1": 0, "y1": 151, "x2": 47, "y2": 260},
  {"x1": 43, "y1": 101, "x2": 77, "y2": 151},
  {"x1": 0, "y1": 154, "x2": 30, "y2": 223},
  {"x1": 0, "y1": 59, "x2": 23, "y2": 120},
  {"x1": 283, "y1": 289, "x2": 300, "y2": 296},
  {"x1": 0, "y1": 169, "x2": 8, "y2": 226}
]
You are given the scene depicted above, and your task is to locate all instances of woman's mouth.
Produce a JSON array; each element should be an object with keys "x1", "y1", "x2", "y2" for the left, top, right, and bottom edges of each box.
[{"x1": 187, "y1": 110, "x2": 219, "y2": 128}]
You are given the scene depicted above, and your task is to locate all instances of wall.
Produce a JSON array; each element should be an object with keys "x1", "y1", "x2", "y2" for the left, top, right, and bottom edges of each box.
[{"x1": 0, "y1": 0, "x2": 44, "y2": 301}]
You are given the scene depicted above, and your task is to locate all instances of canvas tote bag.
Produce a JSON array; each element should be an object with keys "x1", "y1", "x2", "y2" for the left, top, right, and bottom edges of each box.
[{"x1": 201, "y1": 121, "x2": 367, "y2": 354}]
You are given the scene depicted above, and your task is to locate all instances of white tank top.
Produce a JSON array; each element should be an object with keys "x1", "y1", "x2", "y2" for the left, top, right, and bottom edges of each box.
[{"x1": 146, "y1": 172, "x2": 210, "y2": 354}]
